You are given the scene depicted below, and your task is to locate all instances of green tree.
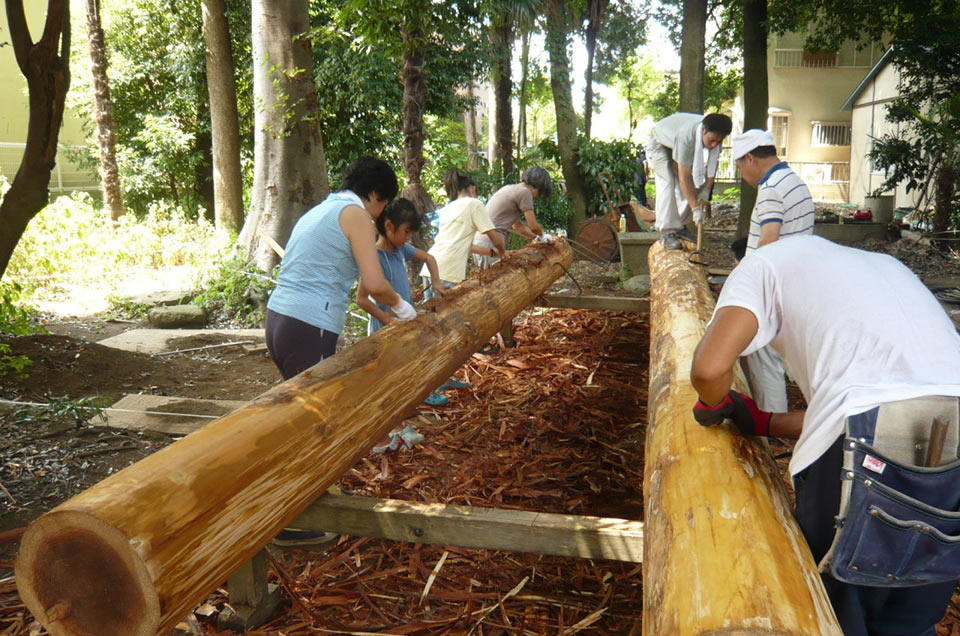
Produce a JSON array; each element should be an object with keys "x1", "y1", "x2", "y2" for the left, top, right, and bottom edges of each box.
[
  {"x1": 0, "y1": 0, "x2": 71, "y2": 281},
  {"x1": 544, "y1": 0, "x2": 589, "y2": 234},
  {"x1": 343, "y1": 0, "x2": 487, "y2": 213}
]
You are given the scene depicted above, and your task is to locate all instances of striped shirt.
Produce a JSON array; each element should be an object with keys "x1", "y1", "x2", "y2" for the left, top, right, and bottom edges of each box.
[{"x1": 746, "y1": 162, "x2": 815, "y2": 252}]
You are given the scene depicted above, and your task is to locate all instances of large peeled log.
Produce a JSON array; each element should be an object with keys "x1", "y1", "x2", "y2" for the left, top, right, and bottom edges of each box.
[
  {"x1": 643, "y1": 241, "x2": 841, "y2": 635},
  {"x1": 16, "y1": 242, "x2": 573, "y2": 636}
]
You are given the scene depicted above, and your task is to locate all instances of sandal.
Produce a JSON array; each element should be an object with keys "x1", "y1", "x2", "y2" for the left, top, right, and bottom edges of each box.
[
  {"x1": 424, "y1": 392, "x2": 448, "y2": 406},
  {"x1": 437, "y1": 379, "x2": 469, "y2": 391}
]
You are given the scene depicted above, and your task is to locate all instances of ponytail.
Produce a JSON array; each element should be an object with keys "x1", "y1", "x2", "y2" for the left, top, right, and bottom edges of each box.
[{"x1": 443, "y1": 168, "x2": 476, "y2": 202}]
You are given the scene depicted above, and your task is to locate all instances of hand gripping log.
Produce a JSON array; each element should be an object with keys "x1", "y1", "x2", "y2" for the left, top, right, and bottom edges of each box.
[
  {"x1": 15, "y1": 241, "x2": 573, "y2": 636},
  {"x1": 643, "y1": 241, "x2": 841, "y2": 635}
]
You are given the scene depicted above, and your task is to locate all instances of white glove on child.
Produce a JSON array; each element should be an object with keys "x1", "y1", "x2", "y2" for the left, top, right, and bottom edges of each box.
[{"x1": 391, "y1": 297, "x2": 417, "y2": 321}]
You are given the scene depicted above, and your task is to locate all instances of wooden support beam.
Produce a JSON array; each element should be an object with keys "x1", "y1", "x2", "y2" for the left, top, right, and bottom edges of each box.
[
  {"x1": 293, "y1": 492, "x2": 644, "y2": 563},
  {"x1": 643, "y1": 241, "x2": 841, "y2": 635},
  {"x1": 533, "y1": 293, "x2": 649, "y2": 312},
  {"x1": 15, "y1": 242, "x2": 573, "y2": 636}
]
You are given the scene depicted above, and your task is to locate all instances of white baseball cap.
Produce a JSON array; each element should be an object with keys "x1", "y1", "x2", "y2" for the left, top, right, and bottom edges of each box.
[{"x1": 732, "y1": 129, "x2": 776, "y2": 160}]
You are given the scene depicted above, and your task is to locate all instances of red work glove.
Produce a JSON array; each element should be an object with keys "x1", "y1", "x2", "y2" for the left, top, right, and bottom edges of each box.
[{"x1": 692, "y1": 391, "x2": 772, "y2": 436}]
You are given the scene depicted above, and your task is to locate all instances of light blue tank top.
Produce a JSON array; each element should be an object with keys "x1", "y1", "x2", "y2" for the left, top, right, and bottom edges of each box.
[{"x1": 266, "y1": 190, "x2": 364, "y2": 335}]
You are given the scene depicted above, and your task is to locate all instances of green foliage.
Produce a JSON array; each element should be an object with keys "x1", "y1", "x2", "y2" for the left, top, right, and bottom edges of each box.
[
  {"x1": 641, "y1": 66, "x2": 743, "y2": 122},
  {"x1": 6, "y1": 192, "x2": 231, "y2": 307},
  {"x1": 14, "y1": 396, "x2": 110, "y2": 429},
  {"x1": 69, "y1": 0, "x2": 253, "y2": 217},
  {"x1": 574, "y1": 138, "x2": 646, "y2": 217},
  {"x1": 193, "y1": 258, "x2": 278, "y2": 327},
  {"x1": 714, "y1": 185, "x2": 742, "y2": 204},
  {"x1": 591, "y1": 0, "x2": 649, "y2": 85},
  {"x1": 0, "y1": 281, "x2": 38, "y2": 380}
]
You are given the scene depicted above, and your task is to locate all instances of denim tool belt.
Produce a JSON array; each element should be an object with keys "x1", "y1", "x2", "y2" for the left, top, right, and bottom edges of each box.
[{"x1": 821, "y1": 395, "x2": 960, "y2": 586}]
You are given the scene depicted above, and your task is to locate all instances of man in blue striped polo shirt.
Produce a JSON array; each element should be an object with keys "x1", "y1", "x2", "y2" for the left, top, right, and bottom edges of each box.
[
  {"x1": 731, "y1": 129, "x2": 815, "y2": 412},
  {"x1": 733, "y1": 129, "x2": 815, "y2": 253}
]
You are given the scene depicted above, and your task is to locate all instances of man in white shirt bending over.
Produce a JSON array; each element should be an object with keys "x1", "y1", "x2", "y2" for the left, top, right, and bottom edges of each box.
[
  {"x1": 732, "y1": 129, "x2": 816, "y2": 413},
  {"x1": 690, "y1": 235, "x2": 960, "y2": 636},
  {"x1": 645, "y1": 112, "x2": 732, "y2": 250}
]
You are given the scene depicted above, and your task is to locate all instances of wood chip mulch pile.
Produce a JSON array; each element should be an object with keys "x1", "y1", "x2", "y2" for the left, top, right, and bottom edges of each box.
[{"x1": 227, "y1": 308, "x2": 650, "y2": 636}]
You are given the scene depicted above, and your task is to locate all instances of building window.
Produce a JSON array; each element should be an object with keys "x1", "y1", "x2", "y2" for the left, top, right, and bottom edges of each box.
[
  {"x1": 811, "y1": 121, "x2": 851, "y2": 147},
  {"x1": 771, "y1": 116, "x2": 789, "y2": 155}
]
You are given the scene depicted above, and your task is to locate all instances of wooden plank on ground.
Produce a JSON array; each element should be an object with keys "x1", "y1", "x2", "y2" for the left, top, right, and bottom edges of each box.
[
  {"x1": 534, "y1": 294, "x2": 649, "y2": 312},
  {"x1": 293, "y1": 492, "x2": 644, "y2": 563},
  {"x1": 100, "y1": 394, "x2": 248, "y2": 436}
]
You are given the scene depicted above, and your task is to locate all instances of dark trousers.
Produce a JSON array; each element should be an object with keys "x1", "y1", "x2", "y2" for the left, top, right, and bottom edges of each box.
[
  {"x1": 794, "y1": 436, "x2": 956, "y2": 636},
  {"x1": 265, "y1": 309, "x2": 338, "y2": 380}
]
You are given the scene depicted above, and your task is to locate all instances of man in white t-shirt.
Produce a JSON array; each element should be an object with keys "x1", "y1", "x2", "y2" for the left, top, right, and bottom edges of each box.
[
  {"x1": 732, "y1": 129, "x2": 816, "y2": 413},
  {"x1": 690, "y1": 236, "x2": 960, "y2": 636},
  {"x1": 645, "y1": 112, "x2": 732, "y2": 250}
]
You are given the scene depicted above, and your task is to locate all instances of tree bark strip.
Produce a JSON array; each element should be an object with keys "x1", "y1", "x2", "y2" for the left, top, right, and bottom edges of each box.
[
  {"x1": 643, "y1": 241, "x2": 841, "y2": 635},
  {"x1": 0, "y1": 0, "x2": 71, "y2": 281},
  {"x1": 202, "y1": 0, "x2": 244, "y2": 234},
  {"x1": 399, "y1": 24, "x2": 434, "y2": 214},
  {"x1": 16, "y1": 241, "x2": 573, "y2": 636},
  {"x1": 84, "y1": 0, "x2": 125, "y2": 221}
]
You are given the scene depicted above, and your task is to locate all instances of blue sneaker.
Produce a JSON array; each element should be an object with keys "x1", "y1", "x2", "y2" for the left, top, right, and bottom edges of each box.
[
  {"x1": 437, "y1": 379, "x2": 469, "y2": 391},
  {"x1": 424, "y1": 392, "x2": 448, "y2": 406}
]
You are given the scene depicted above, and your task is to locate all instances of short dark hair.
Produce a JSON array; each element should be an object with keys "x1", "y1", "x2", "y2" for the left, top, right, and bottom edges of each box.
[
  {"x1": 731, "y1": 236, "x2": 747, "y2": 261},
  {"x1": 443, "y1": 168, "x2": 475, "y2": 202},
  {"x1": 376, "y1": 197, "x2": 422, "y2": 237},
  {"x1": 521, "y1": 166, "x2": 553, "y2": 199},
  {"x1": 340, "y1": 157, "x2": 399, "y2": 201},
  {"x1": 745, "y1": 145, "x2": 778, "y2": 159},
  {"x1": 702, "y1": 113, "x2": 733, "y2": 137}
]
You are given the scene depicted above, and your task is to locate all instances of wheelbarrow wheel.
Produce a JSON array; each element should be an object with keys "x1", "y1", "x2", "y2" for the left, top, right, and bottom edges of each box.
[{"x1": 574, "y1": 218, "x2": 620, "y2": 263}]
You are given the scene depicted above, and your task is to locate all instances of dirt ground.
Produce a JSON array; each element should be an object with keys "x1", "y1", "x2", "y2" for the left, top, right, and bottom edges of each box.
[{"x1": 1, "y1": 229, "x2": 959, "y2": 635}]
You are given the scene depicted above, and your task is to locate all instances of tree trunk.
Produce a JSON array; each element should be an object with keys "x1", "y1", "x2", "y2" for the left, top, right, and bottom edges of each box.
[
  {"x1": 544, "y1": 0, "x2": 589, "y2": 235},
  {"x1": 490, "y1": 14, "x2": 514, "y2": 178},
  {"x1": 16, "y1": 241, "x2": 573, "y2": 636},
  {"x1": 737, "y1": 0, "x2": 769, "y2": 238},
  {"x1": 202, "y1": 0, "x2": 244, "y2": 234},
  {"x1": 644, "y1": 240, "x2": 842, "y2": 635},
  {"x1": 583, "y1": 0, "x2": 606, "y2": 141},
  {"x1": 0, "y1": 0, "x2": 71, "y2": 281},
  {"x1": 517, "y1": 31, "x2": 530, "y2": 150},
  {"x1": 678, "y1": 0, "x2": 707, "y2": 113},
  {"x1": 464, "y1": 84, "x2": 481, "y2": 171},
  {"x1": 400, "y1": 25, "x2": 434, "y2": 214},
  {"x1": 84, "y1": 0, "x2": 125, "y2": 221},
  {"x1": 238, "y1": 0, "x2": 329, "y2": 273},
  {"x1": 934, "y1": 162, "x2": 955, "y2": 250}
]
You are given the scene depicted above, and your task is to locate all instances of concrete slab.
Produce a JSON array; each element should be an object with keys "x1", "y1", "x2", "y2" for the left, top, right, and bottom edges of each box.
[
  {"x1": 100, "y1": 394, "x2": 248, "y2": 435},
  {"x1": 97, "y1": 328, "x2": 265, "y2": 354}
]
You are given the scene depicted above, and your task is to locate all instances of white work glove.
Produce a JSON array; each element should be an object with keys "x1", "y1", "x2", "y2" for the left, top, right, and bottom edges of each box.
[
  {"x1": 693, "y1": 204, "x2": 708, "y2": 226},
  {"x1": 535, "y1": 232, "x2": 555, "y2": 244},
  {"x1": 697, "y1": 188, "x2": 710, "y2": 204},
  {"x1": 390, "y1": 297, "x2": 417, "y2": 321}
]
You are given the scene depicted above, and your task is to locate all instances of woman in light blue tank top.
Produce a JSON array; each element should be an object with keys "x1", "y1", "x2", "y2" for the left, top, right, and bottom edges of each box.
[{"x1": 265, "y1": 157, "x2": 414, "y2": 380}]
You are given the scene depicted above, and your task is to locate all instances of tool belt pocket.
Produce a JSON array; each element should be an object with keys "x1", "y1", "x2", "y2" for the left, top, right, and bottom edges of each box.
[{"x1": 820, "y1": 397, "x2": 960, "y2": 587}]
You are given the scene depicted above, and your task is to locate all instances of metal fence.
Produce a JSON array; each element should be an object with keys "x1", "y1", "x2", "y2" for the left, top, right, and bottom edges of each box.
[{"x1": 0, "y1": 142, "x2": 101, "y2": 194}]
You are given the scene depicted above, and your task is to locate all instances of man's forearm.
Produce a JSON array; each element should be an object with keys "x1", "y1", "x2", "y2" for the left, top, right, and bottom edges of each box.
[{"x1": 769, "y1": 411, "x2": 804, "y2": 439}]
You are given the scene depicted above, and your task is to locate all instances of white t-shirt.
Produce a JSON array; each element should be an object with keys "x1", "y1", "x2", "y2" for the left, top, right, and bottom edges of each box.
[
  {"x1": 746, "y1": 163, "x2": 815, "y2": 252},
  {"x1": 422, "y1": 197, "x2": 495, "y2": 283},
  {"x1": 714, "y1": 235, "x2": 960, "y2": 475},
  {"x1": 651, "y1": 112, "x2": 703, "y2": 167}
]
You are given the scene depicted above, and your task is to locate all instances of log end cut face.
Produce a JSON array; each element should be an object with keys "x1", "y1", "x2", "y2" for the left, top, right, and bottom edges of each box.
[{"x1": 15, "y1": 511, "x2": 159, "y2": 636}]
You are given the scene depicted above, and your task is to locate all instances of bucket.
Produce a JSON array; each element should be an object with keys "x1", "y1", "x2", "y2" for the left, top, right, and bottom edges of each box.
[{"x1": 864, "y1": 195, "x2": 894, "y2": 224}]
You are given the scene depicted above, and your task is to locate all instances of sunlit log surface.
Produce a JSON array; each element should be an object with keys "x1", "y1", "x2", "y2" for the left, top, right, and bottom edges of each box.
[{"x1": 643, "y1": 241, "x2": 841, "y2": 635}]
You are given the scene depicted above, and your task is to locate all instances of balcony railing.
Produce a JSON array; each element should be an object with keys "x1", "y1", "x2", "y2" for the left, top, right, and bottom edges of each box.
[{"x1": 0, "y1": 142, "x2": 101, "y2": 194}]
